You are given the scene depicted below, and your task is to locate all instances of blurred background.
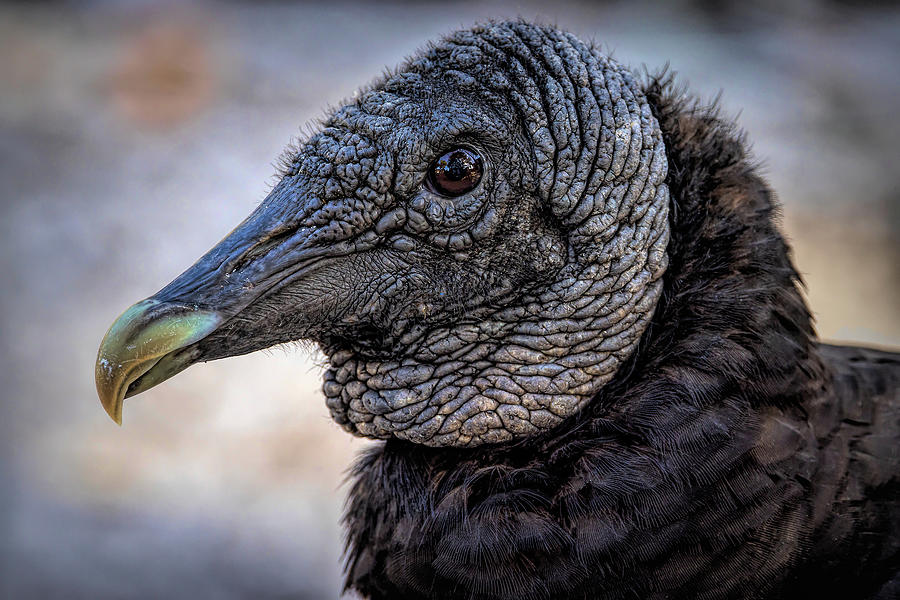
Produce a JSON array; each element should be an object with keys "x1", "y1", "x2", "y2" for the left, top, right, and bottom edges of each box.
[{"x1": 1, "y1": 1, "x2": 898, "y2": 598}]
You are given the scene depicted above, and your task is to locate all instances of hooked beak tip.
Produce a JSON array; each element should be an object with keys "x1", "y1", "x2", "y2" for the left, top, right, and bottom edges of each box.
[{"x1": 95, "y1": 299, "x2": 222, "y2": 425}]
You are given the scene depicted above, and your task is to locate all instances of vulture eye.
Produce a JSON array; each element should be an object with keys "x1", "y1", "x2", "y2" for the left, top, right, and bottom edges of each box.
[{"x1": 427, "y1": 148, "x2": 483, "y2": 197}]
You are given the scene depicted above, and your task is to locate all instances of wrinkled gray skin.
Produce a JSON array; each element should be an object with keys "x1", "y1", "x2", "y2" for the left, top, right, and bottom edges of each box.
[{"x1": 185, "y1": 22, "x2": 669, "y2": 447}]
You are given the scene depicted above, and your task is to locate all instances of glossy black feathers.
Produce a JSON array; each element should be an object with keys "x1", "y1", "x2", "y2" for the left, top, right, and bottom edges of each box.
[{"x1": 341, "y1": 74, "x2": 900, "y2": 600}]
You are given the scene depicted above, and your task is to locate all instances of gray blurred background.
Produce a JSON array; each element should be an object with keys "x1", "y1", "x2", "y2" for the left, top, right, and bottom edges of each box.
[{"x1": 1, "y1": 1, "x2": 898, "y2": 598}]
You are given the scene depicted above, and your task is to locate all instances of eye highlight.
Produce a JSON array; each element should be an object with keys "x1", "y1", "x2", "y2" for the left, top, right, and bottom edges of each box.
[{"x1": 427, "y1": 148, "x2": 483, "y2": 197}]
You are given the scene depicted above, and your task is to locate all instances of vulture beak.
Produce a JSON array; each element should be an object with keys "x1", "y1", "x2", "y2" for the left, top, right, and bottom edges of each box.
[
  {"x1": 95, "y1": 183, "x2": 350, "y2": 424},
  {"x1": 95, "y1": 299, "x2": 222, "y2": 424}
]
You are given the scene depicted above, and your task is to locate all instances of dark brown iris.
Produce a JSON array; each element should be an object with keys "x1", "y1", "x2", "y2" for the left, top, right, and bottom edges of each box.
[{"x1": 427, "y1": 148, "x2": 483, "y2": 197}]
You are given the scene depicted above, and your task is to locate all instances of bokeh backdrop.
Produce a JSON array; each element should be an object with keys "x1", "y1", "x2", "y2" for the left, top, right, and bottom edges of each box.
[{"x1": 2, "y1": 1, "x2": 898, "y2": 598}]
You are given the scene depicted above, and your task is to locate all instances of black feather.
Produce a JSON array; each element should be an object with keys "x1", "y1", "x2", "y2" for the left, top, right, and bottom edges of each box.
[{"x1": 341, "y1": 73, "x2": 900, "y2": 600}]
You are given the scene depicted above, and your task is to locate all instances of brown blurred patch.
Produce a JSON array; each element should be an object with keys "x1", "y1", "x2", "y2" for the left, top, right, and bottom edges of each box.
[
  {"x1": 108, "y1": 19, "x2": 216, "y2": 129},
  {"x1": 784, "y1": 207, "x2": 900, "y2": 345}
]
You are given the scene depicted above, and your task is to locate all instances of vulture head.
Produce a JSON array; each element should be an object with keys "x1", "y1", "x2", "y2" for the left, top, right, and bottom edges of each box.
[
  {"x1": 96, "y1": 22, "x2": 670, "y2": 447},
  {"x1": 94, "y1": 20, "x2": 900, "y2": 600}
]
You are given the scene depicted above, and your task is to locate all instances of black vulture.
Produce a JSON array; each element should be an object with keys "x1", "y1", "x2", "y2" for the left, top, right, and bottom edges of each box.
[{"x1": 94, "y1": 21, "x2": 899, "y2": 600}]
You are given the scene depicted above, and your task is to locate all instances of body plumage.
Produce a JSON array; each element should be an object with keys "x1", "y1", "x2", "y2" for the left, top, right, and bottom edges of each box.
[{"x1": 343, "y1": 78, "x2": 900, "y2": 598}]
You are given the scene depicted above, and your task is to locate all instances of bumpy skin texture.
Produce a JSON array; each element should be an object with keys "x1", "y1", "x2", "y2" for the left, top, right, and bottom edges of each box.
[
  {"x1": 137, "y1": 21, "x2": 899, "y2": 599},
  {"x1": 336, "y1": 26, "x2": 900, "y2": 599},
  {"x1": 306, "y1": 24, "x2": 671, "y2": 446},
  {"x1": 166, "y1": 22, "x2": 667, "y2": 449}
]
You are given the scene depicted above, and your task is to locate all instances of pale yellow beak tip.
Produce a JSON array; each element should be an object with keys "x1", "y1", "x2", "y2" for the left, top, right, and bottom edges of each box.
[
  {"x1": 94, "y1": 298, "x2": 221, "y2": 425},
  {"x1": 95, "y1": 354, "x2": 126, "y2": 425}
]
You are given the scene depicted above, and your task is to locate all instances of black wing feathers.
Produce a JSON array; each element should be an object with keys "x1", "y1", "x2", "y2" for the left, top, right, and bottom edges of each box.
[{"x1": 779, "y1": 344, "x2": 900, "y2": 598}]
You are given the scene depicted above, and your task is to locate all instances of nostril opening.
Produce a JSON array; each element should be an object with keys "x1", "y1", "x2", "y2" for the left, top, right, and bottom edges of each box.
[{"x1": 224, "y1": 225, "x2": 297, "y2": 276}]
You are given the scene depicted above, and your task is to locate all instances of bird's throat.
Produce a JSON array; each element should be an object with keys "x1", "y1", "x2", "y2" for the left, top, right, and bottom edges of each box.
[{"x1": 323, "y1": 249, "x2": 669, "y2": 447}]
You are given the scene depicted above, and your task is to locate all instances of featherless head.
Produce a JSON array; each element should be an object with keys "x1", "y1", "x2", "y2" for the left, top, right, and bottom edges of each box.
[{"x1": 96, "y1": 22, "x2": 669, "y2": 446}]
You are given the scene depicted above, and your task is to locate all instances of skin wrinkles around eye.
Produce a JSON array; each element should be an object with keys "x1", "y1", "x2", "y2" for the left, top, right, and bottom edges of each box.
[{"x1": 394, "y1": 143, "x2": 492, "y2": 237}]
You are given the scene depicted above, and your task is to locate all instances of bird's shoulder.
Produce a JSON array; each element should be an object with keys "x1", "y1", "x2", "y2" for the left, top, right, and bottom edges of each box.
[
  {"x1": 774, "y1": 342, "x2": 900, "y2": 596},
  {"x1": 807, "y1": 342, "x2": 900, "y2": 487}
]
